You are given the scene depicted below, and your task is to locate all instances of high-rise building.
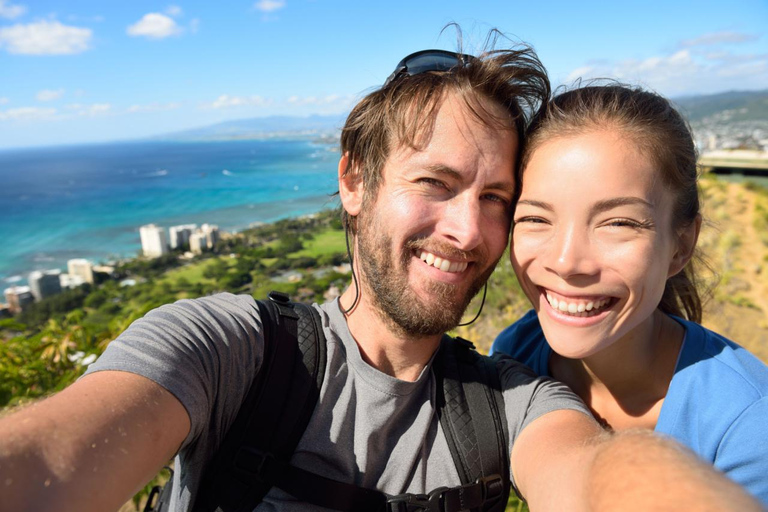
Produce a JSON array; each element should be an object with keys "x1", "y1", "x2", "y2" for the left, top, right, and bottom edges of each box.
[
  {"x1": 28, "y1": 269, "x2": 62, "y2": 301},
  {"x1": 200, "y1": 223, "x2": 220, "y2": 249},
  {"x1": 189, "y1": 232, "x2": 207, "y2": 255},
  {"x1": 4, "y1": 286, "x2": 34, "y2": 314},
  {"x1": 169, "y1": 224, "x2": 197, "y2": 250},
  {"x1": 67, "y1": 258, "x2": 94, "y2": 284},
  {"x1": 140, "y1": 224, "x2": 169, "y2": 258}
]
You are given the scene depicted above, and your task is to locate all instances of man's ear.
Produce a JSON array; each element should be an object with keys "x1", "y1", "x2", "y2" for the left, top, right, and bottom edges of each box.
[
  {"x1": 668, "y1": 214, "x2": 702, "y2": 278},
  {"x1": 338, "y1": 152, "x2": 363, "y2": 217}
]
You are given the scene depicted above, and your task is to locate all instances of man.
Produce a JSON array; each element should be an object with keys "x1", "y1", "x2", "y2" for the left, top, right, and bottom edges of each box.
[{"x1": 0, "y1": 46, "x2": 760, "y2": 512}]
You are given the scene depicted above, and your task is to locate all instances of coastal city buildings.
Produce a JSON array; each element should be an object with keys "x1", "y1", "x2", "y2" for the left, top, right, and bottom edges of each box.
[
  {"x1": 28, "y1": 269, "x2": 62, "y2": 301},
  {"x1": 4, "y1": 286, "x2": 34, "y2": 314},
  {"x1": 189, "y1": 232, "x2": 207, "y2": 255},
  {"x1": 189, "y1": 224, "x2": 220, "y2": 255},
  {"x1": 200, "y1": 224, "x2": 220, "y2": 249},
  {"x1": 140, "y1": 224, "x2": 169, "y2": 259},
  {"x1": 169, "y1": 224, "x2": 197, "y2": 250},
  {"x1": 67, "y1": 258, "x2": 94, "y2": 285}
]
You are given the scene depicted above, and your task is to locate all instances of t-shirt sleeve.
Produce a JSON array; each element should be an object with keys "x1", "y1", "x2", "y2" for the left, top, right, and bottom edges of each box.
[
  {"x1": 495, "y1": 354, "x2": 592, "y2": 455},
  {"x1": 83, "y1": 293, "x2": 265, "y2": 448},
  {"x1": 716, "y1": 396, "x2": 768, "y2": 506}
]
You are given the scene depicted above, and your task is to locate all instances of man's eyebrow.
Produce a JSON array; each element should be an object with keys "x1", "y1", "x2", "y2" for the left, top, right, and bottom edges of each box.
[{"x1": 425, "y1": 165, "x2": 515, "y2": 194}]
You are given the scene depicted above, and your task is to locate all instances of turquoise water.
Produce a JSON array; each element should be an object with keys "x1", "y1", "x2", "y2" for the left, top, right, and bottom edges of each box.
[{"x1": 0, "y1": 138, "x2": 340, "y2": 284}]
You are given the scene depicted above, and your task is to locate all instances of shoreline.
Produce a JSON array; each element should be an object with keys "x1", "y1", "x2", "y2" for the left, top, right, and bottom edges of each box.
[{"x1": 2, "y1": 197, "x2": 341, "y2": 288}]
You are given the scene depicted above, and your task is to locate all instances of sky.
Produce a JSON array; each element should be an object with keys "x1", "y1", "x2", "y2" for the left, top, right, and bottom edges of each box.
[{"x1": 0, "y1": 0, "x2": 766, "y2": 149}]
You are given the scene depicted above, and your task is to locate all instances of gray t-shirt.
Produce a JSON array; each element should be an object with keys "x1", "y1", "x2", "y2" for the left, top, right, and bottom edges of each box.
[{"x1": 85, "y1": 293, "x2": 589, "y2": 511}]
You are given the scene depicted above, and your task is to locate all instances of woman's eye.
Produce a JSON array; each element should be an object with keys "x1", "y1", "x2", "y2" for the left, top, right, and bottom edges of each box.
[
  {"x1": 606, "y1": 218, "x2": 644, "y2": 228},
  {"x1": 514, "y1": 216, "x2": 547, "y2": 225}
]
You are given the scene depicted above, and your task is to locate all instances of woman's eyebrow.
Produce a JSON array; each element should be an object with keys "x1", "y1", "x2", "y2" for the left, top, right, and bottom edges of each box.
[
  {"x1": 591, "y1": 197, "x2": 654, "y2": 214},
  {"x1": 516, "y1": 199, "x2": 553, "y2": 211}
]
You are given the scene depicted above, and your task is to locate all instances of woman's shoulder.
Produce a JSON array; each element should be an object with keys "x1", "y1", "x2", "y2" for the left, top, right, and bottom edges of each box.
[
  {"x1": 491, "y1": 310, "x2": 550, "y2": 374},
  {"x1": 674, "y1": 317, "x2": 768, "y2": 398}
]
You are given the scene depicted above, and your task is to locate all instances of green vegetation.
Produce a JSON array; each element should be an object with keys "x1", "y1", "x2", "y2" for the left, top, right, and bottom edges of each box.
[{"x1": 2, "y1": 177, "x2": 767, "y2": 510}]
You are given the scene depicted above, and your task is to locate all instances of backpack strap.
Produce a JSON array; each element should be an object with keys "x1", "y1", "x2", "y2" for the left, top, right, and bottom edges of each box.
[
  {"x1": 237, "y1": 334, "x2": 509, "y2": 512},
  {"x1": 192, "y1": 291, "x2": 326, "y2": 512},
  {"x1": 433, "y1": 335, "x2": 510, "y2": 512}
]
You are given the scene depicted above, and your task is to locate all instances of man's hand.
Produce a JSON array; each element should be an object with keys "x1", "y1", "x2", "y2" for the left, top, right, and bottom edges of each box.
[
  {"x1": 512, "y1": 410, "x2": 762, "y2": 511},
  {"x1": 0, "y1": 370, "x2": 190, "y2": 512}
]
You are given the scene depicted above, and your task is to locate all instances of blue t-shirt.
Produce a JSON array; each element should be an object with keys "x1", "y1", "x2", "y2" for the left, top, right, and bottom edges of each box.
[{"x1": 491, "y1": 310, "x2": 768, "y2": 505}]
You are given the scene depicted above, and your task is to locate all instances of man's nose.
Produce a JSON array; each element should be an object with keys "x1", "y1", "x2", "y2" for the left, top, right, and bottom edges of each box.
[{"x1": 438, "y1": 194, "x2": 484, "y2": 251}]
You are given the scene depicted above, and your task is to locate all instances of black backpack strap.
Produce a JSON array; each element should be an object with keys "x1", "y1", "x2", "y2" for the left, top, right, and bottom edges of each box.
[
  {"x1": 433, "y1": 335, "x2": 510, "y2": 512},
  {"x1": 193, "y1": 291, "x2": 326, "y2": 512}
]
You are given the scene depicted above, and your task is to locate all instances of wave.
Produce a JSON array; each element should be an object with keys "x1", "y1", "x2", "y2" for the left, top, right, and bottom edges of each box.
[
  {"x1": 147, "y1": 169, "x2": 169, "y2": 177},
  {"x1": 222, "y1": 169, "x2": 235, "y2": 177}
]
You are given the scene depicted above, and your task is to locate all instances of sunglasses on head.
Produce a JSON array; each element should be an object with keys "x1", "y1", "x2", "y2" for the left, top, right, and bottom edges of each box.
[{"x1": 383, "y1": 49, "x2": 476, "y2": 88}]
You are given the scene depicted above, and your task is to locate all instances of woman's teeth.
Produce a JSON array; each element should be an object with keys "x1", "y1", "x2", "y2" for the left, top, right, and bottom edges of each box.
[
  {"x1": 546, "y1": 292, "x2": 612, "y2": 317},
  {"x1": 419, "y1": 251, "x2": 468, "y2": 273}
]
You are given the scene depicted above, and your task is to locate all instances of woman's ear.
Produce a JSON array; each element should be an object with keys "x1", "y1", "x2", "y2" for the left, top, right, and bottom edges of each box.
[
  {"x1": 338, "y1": 152, "x2": 363, "y2": 217},
  {"x1": 668, "y1": 214, "x2": 702, "y2": 278}
]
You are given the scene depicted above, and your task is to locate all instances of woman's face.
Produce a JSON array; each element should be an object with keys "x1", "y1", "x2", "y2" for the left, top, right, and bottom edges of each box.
[{"x1": 511, "y1": 129, "x2": 688, "y2": 358}]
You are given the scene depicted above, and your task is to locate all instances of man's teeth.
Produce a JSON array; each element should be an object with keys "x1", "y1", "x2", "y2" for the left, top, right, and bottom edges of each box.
[
  {"x1": 546, "y1": 292, "x2": 611, "y2": 317},
  {"x1": 419, "y1": 251, "x2": 468, "y2": 273}
]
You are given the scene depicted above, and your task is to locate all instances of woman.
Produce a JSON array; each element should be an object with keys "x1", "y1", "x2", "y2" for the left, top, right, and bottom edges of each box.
[{"x1": 491, "y1": 85, "x2": 768, "y2": 504}]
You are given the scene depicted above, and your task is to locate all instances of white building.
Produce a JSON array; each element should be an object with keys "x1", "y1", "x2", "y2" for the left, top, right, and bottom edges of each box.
[
  {"x1": 67, "y1": 258, "x2": 94, "y2": 284},
  {"x1": 28, "y1": 269, "x2": 62, "y2": 301},
  {"x1": 169, "y1": 224, "x2": 197, "y2": 250},
  {"x1": 4, "y1": 286, "x2": 34, "y2": 314},
  {"x1": 200, "y1": 223, "x2": 220, "y2": 249},
  {"x1": 189, "y1": 232, "x2": 207, "y2": 255},
  {"x1": 140, "y1": 224, "x2": 169, "y2": 258}
]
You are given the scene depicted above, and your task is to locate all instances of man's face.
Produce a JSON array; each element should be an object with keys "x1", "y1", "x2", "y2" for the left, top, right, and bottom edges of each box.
[{"x1": 356, "y1": 92, "x2": 517, "y2": 336}]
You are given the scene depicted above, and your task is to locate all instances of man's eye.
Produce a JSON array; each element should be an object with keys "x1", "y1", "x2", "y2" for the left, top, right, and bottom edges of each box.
[
  {"x1": 418, "y1": 177, "x2": 446, "y2": 188},
  {"x1": 482, "y1": 193, "x2": 511, "y2": 205}
]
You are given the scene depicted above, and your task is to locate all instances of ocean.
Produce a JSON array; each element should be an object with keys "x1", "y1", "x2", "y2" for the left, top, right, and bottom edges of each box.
[{"x1": 0, "y1": 137, "x2": 340, "y2": 285}]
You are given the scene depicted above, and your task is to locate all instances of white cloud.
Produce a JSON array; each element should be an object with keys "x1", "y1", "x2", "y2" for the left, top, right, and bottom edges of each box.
[
  {"x1": 204, "y1": 94, "x2": 270, "y2": 109},
  {"x1": 165, "y1": 5, "x2": 183, "y2": 17},
  {"x1": 0, "y1": 20, "x2": 92, "y2": 55},
  {"x1": 0, "y1": 0, "x2": 26, "y2": 19},
  {"x1": 190, "y1": 18, "x2": 200, "y2": 33},
  {"x1": 680, "y1": 31, "x2": 758, "y2": 48},
  {"x1": 287, "y1": 94, "x2": 353, "y2": 107},
  {"x1": 36, "y1": 88, "x2": 65, "y2": 102},
  {"x1": 0, "y1": 106, "x2": 57, "y2": 121},
  {"x1": 64, "y1": 103, "x2": 111, "y2": 116},
  {"x1": 127, "y1": 13, "x2": 182, "y2": 39},
  {"x1": 127, "y1": 102, "x2": 181, "y2": 113},
  {"x1": 254, "y1": 0, "x2": 285, "y2": 13},
  {"x1": 0, "y1": 97, "x2": 9, "y2": 105},
  {"x1": 564, "y1": 46, "x2": 768, "y2": 96}
]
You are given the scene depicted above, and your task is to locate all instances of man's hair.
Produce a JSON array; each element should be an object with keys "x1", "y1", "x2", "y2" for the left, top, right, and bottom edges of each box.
[{"x1": 339, "y1": 35, "x2": 550, "y2": 233}]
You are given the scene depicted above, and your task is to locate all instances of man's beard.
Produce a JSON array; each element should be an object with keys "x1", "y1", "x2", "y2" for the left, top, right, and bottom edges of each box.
[{"x1": 355, "y1": 210, "x2": 496, "y2": 337}]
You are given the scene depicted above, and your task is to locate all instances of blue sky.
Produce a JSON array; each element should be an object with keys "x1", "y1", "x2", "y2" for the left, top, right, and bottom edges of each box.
[{"x1": 0, "y1": 0, "x2": 766, "y2": 149}]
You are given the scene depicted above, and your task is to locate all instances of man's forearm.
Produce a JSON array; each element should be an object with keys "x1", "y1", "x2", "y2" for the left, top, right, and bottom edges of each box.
[
  {"x1": 587, "y1": 430, "x2": 761, "y2": 511},
  {"x1": 0, "y1": 371, "x2": 190, "y2": 512}
]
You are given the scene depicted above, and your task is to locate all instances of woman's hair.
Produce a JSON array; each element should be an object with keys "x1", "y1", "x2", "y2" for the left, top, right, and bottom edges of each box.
[{"x1": 521, "y1": 84, "x2": 704, "y2": 322}]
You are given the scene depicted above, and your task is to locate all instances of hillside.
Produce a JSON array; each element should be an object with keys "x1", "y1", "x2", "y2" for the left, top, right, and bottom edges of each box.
[{"x1": 673, "y1": 89, "x2": 768, "y2": 123}]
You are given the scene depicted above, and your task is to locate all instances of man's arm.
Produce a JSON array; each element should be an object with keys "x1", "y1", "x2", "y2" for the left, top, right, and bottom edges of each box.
[
  {"x1": 0, "y1": 370, "x2": 190, "y2": 512},
  {"x1": 511, "y1": 409, "x2": 762, "y2": 511}
]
